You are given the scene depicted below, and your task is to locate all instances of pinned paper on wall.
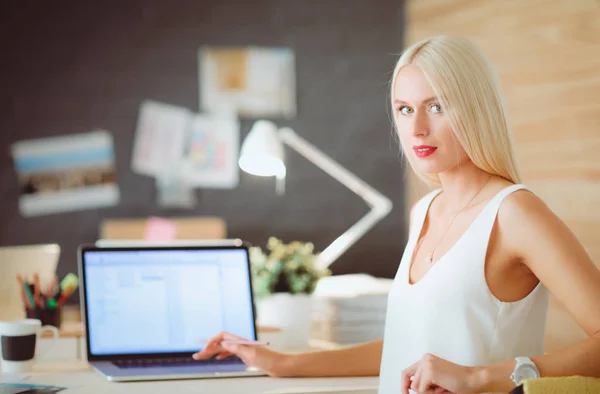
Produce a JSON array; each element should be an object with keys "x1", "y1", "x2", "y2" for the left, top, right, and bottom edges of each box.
[
  {"x1": 155, "y1": 166, "x2": 198, "y2": 209},
  {"x1": 10, "y1": 130, "x2": 120, "y2": 217},
  {"x1": 131, "y1": 100, "x2": 190, "y2": 178},
  {"x1": 180, "y1": 114, "x2": 240, "y2": 189},
  {"x1": 199, "y1": 46, "x2": 296, "y2": 118},
  {"x1": 130, "y1": 100, "x2": 240, "y2": 200}
]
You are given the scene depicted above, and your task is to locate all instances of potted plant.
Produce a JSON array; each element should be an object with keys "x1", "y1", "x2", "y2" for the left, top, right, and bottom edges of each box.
[{"x1": 250, "y1": 237, "x2": 330, "y2": 346}]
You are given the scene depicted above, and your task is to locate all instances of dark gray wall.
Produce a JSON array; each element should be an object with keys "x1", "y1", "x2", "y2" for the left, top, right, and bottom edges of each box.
[{"x1": 0, "y1": 1, "x2": 407, "y2": 300}]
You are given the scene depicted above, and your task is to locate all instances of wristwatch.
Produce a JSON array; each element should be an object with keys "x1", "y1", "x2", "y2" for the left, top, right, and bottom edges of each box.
[{"x1": 510, "y1": 357, "x2": 540, "y2": 385}]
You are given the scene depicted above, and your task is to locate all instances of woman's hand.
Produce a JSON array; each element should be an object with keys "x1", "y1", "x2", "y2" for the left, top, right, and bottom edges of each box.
[
  {"x1": 193, "y1": 331, "x2": 292, "y2": 377},
  {"x1": 401, "y1": 353, "x2": 483, "y2": 394}
]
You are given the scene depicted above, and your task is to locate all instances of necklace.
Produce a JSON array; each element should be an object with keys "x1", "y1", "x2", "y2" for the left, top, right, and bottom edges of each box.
[{"x1": 424, "y1": 175, "x2": 491, "y2": 264}]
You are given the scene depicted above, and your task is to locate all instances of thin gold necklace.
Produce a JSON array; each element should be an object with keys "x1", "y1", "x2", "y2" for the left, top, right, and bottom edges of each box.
[{"x1": 424, "y1": 175, "x2": 491, "y2": 264}]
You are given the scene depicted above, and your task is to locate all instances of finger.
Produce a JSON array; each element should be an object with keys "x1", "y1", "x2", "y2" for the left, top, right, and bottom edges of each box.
[
  {"x1": 193, "y1": 350, "x2": 215, "y2": 360},
  {"x1": 204, "y1": 331, "x2": 230, "y2": 348},
  {"x1": 202, "y1": 331, "x2": 246, "y2": 348},
  {"x1": 418, "y1": 371, "x2": 437, "y2": 393},
  {"x1": 193, "y1": 346, "x2": 218, "y2": 360},
  {"x1": 422, "y1": 385, "x2": 446, "y2": 394},
  {"x1": 194, "y1": 332, "x2": 227, "y2": 358},
  {"x1": 410, "y1": 367, "x2": 423, "y2": 393},
  {"x1": 193, "y1": 331, "x2": 246, "y2": 360},
  {"x1": 193, "y1": 340, "x2": 224, "y2": 359},
  {"x1": 401, "y1": 362, "x2": 419, "y2": 394},
  {"x1": 216, "y1": 351, "x2": 233, "y2": 360}
]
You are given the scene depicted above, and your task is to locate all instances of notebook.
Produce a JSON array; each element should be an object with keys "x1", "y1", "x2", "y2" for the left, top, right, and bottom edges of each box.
[{"x1": 77, "y1": 243, "x2": 266, "y2": 382}]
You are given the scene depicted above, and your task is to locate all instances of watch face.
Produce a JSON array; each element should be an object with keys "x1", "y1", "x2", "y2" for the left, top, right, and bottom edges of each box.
[{"x1": 517, "y1": 365, "x2": 539, "y2": 381}]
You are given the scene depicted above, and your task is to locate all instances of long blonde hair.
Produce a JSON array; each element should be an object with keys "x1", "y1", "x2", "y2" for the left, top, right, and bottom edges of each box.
[{"x1": 391, "y1": 35, "x2": 521, "y2": 185}]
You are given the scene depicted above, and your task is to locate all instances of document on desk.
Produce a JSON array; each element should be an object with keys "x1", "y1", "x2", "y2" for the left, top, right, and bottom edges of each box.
[
  {"x1": 0, "y1": 383, "x2": 66, "y2": 393},
  {"x1": 263, "y1": 387, "x2": 377, "y2": 394}
]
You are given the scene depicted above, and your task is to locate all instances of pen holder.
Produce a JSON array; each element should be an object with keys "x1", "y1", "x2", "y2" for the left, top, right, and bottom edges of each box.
[{"x1": 25, "y1": 307, "x2": 62, "y2": 329}]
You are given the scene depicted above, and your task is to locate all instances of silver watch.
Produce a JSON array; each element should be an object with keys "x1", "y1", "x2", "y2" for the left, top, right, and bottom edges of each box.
[{"x1": 510, "y1": 356, "x2": 540, "y2": 385}]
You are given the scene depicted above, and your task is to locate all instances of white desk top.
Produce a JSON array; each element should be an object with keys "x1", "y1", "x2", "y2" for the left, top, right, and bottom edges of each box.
[{"x1": 21, "y1": 362, "x2": 379, "y2": 394}]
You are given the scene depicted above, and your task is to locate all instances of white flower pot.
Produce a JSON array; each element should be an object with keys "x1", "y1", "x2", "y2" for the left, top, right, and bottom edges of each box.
[{"x1": 256, "y1": 293, "x2": 313, "y2": 348}]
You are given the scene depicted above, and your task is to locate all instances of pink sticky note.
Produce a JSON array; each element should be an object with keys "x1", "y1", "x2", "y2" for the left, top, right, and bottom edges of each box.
[{"x1": 144, "y1": 217, "x2": 177, "y2": 240}]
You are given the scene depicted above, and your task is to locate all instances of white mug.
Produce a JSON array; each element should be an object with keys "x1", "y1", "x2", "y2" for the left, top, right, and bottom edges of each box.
[{"x1": 0, "y1": 318, "x2": 59, "y2": 374}]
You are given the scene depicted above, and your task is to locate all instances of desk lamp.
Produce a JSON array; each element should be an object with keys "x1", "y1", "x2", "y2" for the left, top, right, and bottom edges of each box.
[{"x1": 238, "y1": 120, "x2": 393, "y2": 270}]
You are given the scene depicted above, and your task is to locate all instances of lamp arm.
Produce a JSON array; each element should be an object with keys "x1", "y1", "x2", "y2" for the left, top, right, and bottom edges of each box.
[{"x1": 278, "y1": 127, "x2": 393, "y2": 270}]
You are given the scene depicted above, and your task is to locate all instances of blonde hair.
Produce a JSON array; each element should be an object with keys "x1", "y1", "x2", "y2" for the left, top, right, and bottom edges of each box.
[{"x1": 391, "y1": 35, "x2": 521, "y2": 185}]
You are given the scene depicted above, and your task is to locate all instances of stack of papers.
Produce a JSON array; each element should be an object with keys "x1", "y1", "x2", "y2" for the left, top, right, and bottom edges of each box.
[{"x1": 310, "y1": 274, "x2": 392, "y2": 345}]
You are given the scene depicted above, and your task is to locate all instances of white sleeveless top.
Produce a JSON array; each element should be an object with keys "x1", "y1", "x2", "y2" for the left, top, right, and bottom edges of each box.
[{"x1": 378, "y1": 184, "x2": 549, "y2": 394}]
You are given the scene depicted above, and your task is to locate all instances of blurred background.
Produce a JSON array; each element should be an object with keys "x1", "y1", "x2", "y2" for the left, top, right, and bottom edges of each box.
[
  {"x1": 0, "y1": 0, "x2": 406, "y2": 284},
  {"x1": 1, "y1": 0, "x2": 599, "y2": 352}
]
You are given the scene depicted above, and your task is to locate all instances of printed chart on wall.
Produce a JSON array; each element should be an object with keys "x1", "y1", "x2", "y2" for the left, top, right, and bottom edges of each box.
[
  {"x1": 199, "y1": 46, "x2": 296, "y2": 118},
  {"x1": 180, "y1": 114, "x2": 239, "y2": 189},
  {"x1": 10, "y1": 130, "x2": 120, "y2": 217},
  {"x1": 130, "y1": 100, "x2": 190, "y2": 179},
  {"x1": 131, "y1": 100, "x2": 240, "y2": 193}
]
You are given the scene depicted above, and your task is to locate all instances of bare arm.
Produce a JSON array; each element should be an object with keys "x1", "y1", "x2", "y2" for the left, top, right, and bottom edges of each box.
[
  {"x1": 476, "y1": 191, "x2": 600, "y2": 392},
  {"x1": 193, "y1": 331, "x2": 382, "y2": 378},
  {"x1": 280, "y1": 340, "x2": 383, "y2": 377}
]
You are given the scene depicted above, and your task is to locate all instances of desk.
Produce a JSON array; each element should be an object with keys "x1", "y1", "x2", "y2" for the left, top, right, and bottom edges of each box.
[
  {"x1": 29, "y1": 306, "x2": 372, "y2": 393},
  {"x1": 25, "y1": 361, "x2": 379, "y2": 394}
]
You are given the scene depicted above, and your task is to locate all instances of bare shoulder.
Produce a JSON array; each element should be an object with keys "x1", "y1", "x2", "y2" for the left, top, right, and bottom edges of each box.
[
  {"x1": 496, "y1": 187, "x2": 558, "y2": 232},
  {"x1": 495, "y1": 186, "x2": 577, "y2": 262}
]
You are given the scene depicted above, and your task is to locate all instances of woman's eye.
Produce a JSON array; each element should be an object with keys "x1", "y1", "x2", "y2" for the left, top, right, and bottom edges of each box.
[
  {"x1": 398, "y1": 106, "x2": 413, "y2": 115},
  {"x1": 430, "y1": 103, "x2": 442, "y2": 113}
]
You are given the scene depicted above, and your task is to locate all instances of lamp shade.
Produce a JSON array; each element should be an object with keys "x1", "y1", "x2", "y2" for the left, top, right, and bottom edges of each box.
[{"x1": 238, "y1": 120, "x2": 286, "y2": 177}]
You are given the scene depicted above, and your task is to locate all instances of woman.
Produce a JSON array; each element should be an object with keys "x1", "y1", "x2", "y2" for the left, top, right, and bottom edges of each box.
[{"x1": 193, "y1": 35, "x2": 600, "y2": 394}]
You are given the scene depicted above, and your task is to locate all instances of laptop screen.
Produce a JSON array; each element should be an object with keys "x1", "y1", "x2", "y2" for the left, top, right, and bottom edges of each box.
[{"x1": 81, "y1": 247, "x2": 256, "y2": 356}]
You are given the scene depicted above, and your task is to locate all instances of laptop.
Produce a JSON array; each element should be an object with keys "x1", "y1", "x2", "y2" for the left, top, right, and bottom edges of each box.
[{"x1": 78, "y1": 243, "x2": 267, "y2": 382}]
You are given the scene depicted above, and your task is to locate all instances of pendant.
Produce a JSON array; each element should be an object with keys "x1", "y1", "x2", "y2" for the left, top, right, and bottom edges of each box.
[{"x1": 426, "y1": 255, "x2": 433, "y2": 264}]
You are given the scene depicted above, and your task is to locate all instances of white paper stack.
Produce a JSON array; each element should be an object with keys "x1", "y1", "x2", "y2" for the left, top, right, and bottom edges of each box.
[{"x1": 310, "y1": 274, "x2": 392, "y2": 345}]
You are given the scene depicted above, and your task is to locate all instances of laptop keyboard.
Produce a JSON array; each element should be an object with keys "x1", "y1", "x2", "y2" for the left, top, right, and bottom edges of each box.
[{"x1": 113, "y1": 357, "x2": 241, "y2": 369}]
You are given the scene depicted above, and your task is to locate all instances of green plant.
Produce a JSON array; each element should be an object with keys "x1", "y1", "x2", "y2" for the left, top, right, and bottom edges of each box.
[{"x1": 250, "y1": 237, "x2": 331, "y2": 300}]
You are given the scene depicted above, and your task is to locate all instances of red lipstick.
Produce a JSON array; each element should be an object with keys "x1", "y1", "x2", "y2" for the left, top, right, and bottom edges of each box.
[{"x1": 413, "y1": 145, "x2": 437, "y2": 158}]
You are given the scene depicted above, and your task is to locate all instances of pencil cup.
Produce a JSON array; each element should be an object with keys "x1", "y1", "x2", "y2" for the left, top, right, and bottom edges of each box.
[{"x1": 25, "y1": 307, "x2": 61, "y2": 329}]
